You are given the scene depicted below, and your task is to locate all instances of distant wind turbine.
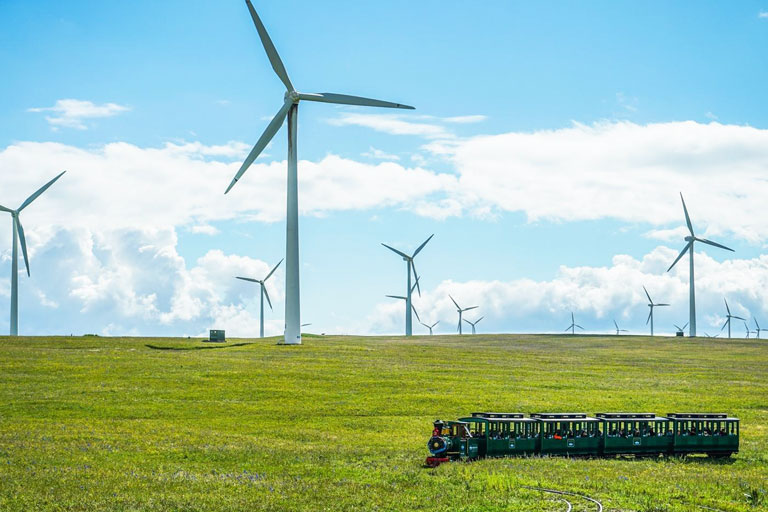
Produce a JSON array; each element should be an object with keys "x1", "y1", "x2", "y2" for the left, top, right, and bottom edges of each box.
[
  {"x1": 674, "y1": 322, "x2": 689, "y2": 336},
  {"x1": 0, "y1": 171, "x2": 66, "y2": 336},
  {"x1": 721, "y1": 299, "x2": 745, "y2": 339},
  {"x1": 565, "y1": 312, "x2": 584, "y2": 335},
  {"x1": 463, "y1": 316, "x2": 484, "y2": 335},
  {"x1": 754, "y1": 318, "x2": 766, "y2": 339},
  {"x1": 225, "y1": 1, "x2": 414, "y2": 345},
  {"x1": 420, "y1": 320, "x2": 439, "y2": 335},
  {"x1": 667, "y1": 193, "x2": 734, "y2": 337},
  {"x1": 743, "y1": 321, "x2": 754, "y2": 339},
  {"x1": 382, "y1": 235, "x2": 433, "y2": 336},
  {"x1": 236, "y1": 259, "x2": 283, "y2": 338},
  {"x1": 613, "y1": 319, "x2": 628, "y2": 335},
  {"x1": 450, "y1": 295, "x2": 477, "y2": 335},
  {"x1": 643, "y1": 286, "x2": 669, "y2": 336}
]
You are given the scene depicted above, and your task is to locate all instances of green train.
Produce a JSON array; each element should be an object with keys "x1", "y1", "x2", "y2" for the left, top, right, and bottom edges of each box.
[{"x1": 426, "y1": 412, "x2": 739, "y2": 466}]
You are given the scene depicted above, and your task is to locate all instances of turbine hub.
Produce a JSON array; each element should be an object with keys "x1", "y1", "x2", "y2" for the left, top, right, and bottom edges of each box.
[
  {"x1": 684, "y1": 236, "x2": 694, "y2": 242},
  {"x1": 285, "y1": 91, "x2": 300, "y2": 103}
]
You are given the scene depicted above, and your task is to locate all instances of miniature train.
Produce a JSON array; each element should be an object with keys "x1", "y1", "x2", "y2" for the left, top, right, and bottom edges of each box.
[{"x1": 426, "y1": 412, "x2": 739, "y2": 466}]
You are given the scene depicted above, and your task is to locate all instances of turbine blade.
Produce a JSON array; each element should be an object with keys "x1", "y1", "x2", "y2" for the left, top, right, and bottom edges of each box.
[
  {"x1": 0, "y1": 204, "x2": 13, "y2": 213},
  {"x1": 476, "y1": 316, "x2": 484, "y2": 324},
  {"x1": 449, "y1": 295, "x2": 460, "y2": 310},
  {"x1": 411, "y1": 304, "x2": 420, "y2": 322},
  {"x1": 614, "y1": 319, "x2": 619, "y2": 330},
  {"x1": 643, "y1": 286, "x2": 652, "y2": 303},
  {"x1": 657, "y1": 303, "x2": 670, "y2": 307},
  {"x1": 576, "y1": 325, "x2": 584, "y2": 330},
  {"x1": 411, "y1": 234, "x2": 434, "y2": 258},
  {"x1": 18, "y1": 171, "x2": 66, "y2": 212},
  {"x1": 682, "y1": 322, "x2": 689, "y2": 330},
  {"x1": 225, "y1": 99, "x2": 291, "y2": 194},
  {"x1": 680, "y1": 192, "x2": 694, "y2": 236},
  {"x1": 721, "y1": 319, "x2": 728, "y2": 331},
  {"x1": 724, "y1": 299, "x2": 731, "y2": 315},
  {"x1": 755, "y1": 318, "x2": 760, "y2": 329},
  {"x1": 298, "y1": 92, "x2": 414, "y2": 110},
  {"x1": 264, "y1": 258, "x2": 283, "y2": 281},
  {"x1": 411, "y1": 261, "x2": 421, "y2": 296},
  {"x1": 646, "y1": 310, "x2": 652, "y2": 325},
  {"x1": 463, "y1": 318, "x2": 471, "y2": 325},
  {"x1": 565, "y1": 325, "x2": 572, "y2": 332},
  {"x1": 381, "y1": 243, "x2": 409, "y2": 259},
  {"x1": 667, "y1": 242, "x2": 691, "y2": 272},
  {"x1": 431, "y1": 321, "x2": 440, "y2": 328},
  {"x1": 235, "y1": 276, "x2": 260, "y2": 283},
  {"x1": 245, "y1": 0, "x2": 294, "y2": 92},
  {"x1": 674, "y1": 324, "x2": 681, "y2": 331},
  {"x1": 262, "y1": 283, "x2": 273, "y2": 310},
  {"x1": 734, "y1": 316, "x2": 746, "y2": 321},
  {"x1": 695, "y1": 237, "x2": 734, "y2": 252},
  {"x1": 385, "y1": 295, "x2": 407, "y2": 300},
  {"x1": 464, "y1": 306, "x2": 478, "y2": 311},
  {"x1": 410, "y1": 275, "x2": 420, "y2": 295},
  {"x1": 15, "y1": 217, "x2": 30, "y2": 276}
]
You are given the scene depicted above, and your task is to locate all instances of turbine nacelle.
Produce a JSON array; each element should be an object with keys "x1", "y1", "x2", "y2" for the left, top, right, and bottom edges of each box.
[{"x1": 284, "y1": 90, "x2": 301, "y2": 103}]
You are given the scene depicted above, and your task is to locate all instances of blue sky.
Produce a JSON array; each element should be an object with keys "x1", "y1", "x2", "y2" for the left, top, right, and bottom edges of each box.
[{"x1": 1, "y1": 1, "x2": 768, "y2": 337}]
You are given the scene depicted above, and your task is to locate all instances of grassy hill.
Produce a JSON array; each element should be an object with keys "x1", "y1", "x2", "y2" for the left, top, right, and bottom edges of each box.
[{"x1": 0, "y1": 333, "x2": 766, "y2": 511}]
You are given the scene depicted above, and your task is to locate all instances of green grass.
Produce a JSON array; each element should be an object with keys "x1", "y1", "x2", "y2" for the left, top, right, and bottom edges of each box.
[{"x1": 0, "y1": 333, "x2": 766, "y2": 511}]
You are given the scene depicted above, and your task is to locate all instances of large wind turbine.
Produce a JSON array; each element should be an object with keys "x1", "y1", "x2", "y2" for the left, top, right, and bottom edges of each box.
[
  {"x1": 420, "y1": 320, "x2": 439, "y2": 335},
  {"x1": 643, "y1": 286, "x2": 669, "y2": 336},
  {"x1": 613, "y1": 319, "x2": 628, "y2": 335},
  {"x1": 721, "y1": 299, "x2": 745, "y2": 339},
  {"x1": 382, "y1": 235, "x2": 433, "y2": 336},
  {"x1": 463, "y1": 316, "x2": 484, "y2": 335},
  {"x1": 667, "y1": 193, "x2": 734, "y2": 337},
  {"x1": 225, "y1": 1, "x2": 414, "y2": 345},
  {"x1": 565, "y1": 312, "x2": 584, "y2": 335},
  {"x1": 0, "y1": 171, "x2": 66, "y2": 336},
  {"x1": 450, "y1": 295, "x2": 477, "y2": 335},
  {"x1": 754, "y1": 318, "x2": 766, "y2": 339},
  {"x1": 235, "y1": 258, "x2": 283, "y2": 338}
]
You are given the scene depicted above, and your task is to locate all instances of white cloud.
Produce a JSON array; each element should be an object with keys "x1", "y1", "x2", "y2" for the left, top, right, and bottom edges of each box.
[
  {"x1": 759, "y1": 11, "x2": 768, "y2": 19},
  {"x1": 329, "y1": 113, "x2": 451, "y2": 139},
  {"x1": 361, "y1": 146, "x2": 400, "y2": 161},
  {"x1": 366, "y1": 246, "x2": 768, "y2": 336},
  {"x1": 28, "y1": 99, "x2": 130, "y2": 130},
  {"x1": 443, "y1": 115, "x2": 487, "y2": 124},
  {"x1": 188, "y1": 224, "x2": 220, "y2": 236}
]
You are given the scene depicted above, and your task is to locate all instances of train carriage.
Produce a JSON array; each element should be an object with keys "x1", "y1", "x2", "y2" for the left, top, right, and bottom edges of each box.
[
  {"x1": 530, "y1": 413, "x2": 601, "y2": 456},
  {"x1": 667, "y1": 413, "x2": 739, "y2": 457},
  {"x1": 596, "y1": 413, "x2": 673, "y2": 455},
  {"x1": 462, "y1": 413, "x2": 539, "y2": 457}
]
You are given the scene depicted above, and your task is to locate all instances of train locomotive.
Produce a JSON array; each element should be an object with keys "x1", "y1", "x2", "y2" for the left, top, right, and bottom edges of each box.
[{"x1": 426, "y1": 412, "x2": 739, "y2": 466}]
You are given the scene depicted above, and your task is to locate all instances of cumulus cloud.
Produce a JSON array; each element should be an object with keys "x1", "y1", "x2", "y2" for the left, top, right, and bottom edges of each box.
[
  {"x1": 366, "y1": 246, "x2": 768, "y2": 336},
  {"x1": 329, "y1": 113, "x2": 451, "y2": 139},
  {"x1": 28, "y1": 99, "x2": 130, "y2": 130},
  {"x1": 759, "y1": 11, "x2": 768, "y2": 19},
  {"x1": 361, "y1": 146, "x2": 400, "y2": 161}
]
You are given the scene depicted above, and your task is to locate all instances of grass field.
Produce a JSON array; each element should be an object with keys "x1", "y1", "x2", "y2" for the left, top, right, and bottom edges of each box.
[{"x1": 0, "y1": 333, "x2": 766, "y2": 511}]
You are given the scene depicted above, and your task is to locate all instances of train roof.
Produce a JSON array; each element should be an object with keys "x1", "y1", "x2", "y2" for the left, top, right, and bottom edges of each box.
[
  {"x1": 595, "y1": 413, "x2": 666, "y2": 420},
  {"x1": 665, "y1": 413, "x2": 738, "y2": 420},
  {"x1": 459, "y1": 416, "x2": 537, "y2": 423},
  {"x1": 470, "y1": 412, "x2": 525, "y2": 419},
  {"x1": 530, "y1": 413, "x2": 598, "y2": 421}
]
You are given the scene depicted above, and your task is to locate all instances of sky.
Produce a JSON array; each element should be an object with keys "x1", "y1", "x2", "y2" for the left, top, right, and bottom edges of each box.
[{"x1": 1, "y1": 1, "x2": 768, "y2": 338}]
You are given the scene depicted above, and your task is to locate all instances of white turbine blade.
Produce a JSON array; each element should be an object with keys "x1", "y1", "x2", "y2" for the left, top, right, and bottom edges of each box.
[
  {"x1": 464, "y1": 306, "x2": 478, "y2": 312},
  {"x1": 264, "y1": 258, "x2": 284, "y2": 281},
  {"x1": 449, "y1": 295, "x2": 460, "y2": 310},
  {"x1": 411, "y1": 234, "x2": 434, "y2": 258},
  {"x1": 576, "y1": 325, "x2": 584, "y2": 330},
  {"x1": 235, "y1": 276, "x2": 260, "y2": 283},
  {"x1": 733, "y1": 316, "x2": 746, "y2": 321},
  {"x1": 262, "y1": 283, "x2": 273, "y2": 310},
  {"x1": 386, "y1": 295, "x2": 407, "y2": 300},
  {"x1": 18, "y1": 171, "x2": 66, "y2": 212},
  {"x1": 695, "y1": 237, "x2": 734, "y2": 252},
  {"x1": 225, "y1": 99, "x2": 291, "y2": 194},
  {"x1": 411, "y1": 261, "x2": 421, "y2": 296},
  {"x1": 244, "y1": 0, "x2": 294, "y2": 92},
  {"x1": 657, "y1": 303, "x2": 670, "y2": 307},
  {"x1": 15, "y1": 217, "x2": 30, "y2": 276},
  {"x1": 646, "y1": 310, "x2": 652, "y2": 325},
  {"x1": 565, "y1": 325, "x2": 572, "y2": 332},
  {"x1": 721, "y1": 319, "x2": 728, "y2": 331},
  {"x1": 667, "y1": 242, "x2": 691, "y2": 272},
  {"x1": 674, "y1": 324, "x2": 682, "y2": 331},
  {"x1": 298, "y1": 92, "x2": 414, "y2": 110},
  {"x1": 643, "y1": 286, "x2": 652, "y2": 303},
  {"x1": 0, "y1": 204, "x2": 13, "y2": 213},
  {"x1": 381, "y1": 243, "x2": 409, "y2": 260},
  {"x1": 411, "y1": 304, "x2": 420, "y2": 322},
  {"x1": 463, "y1": 318, "x2": 471, "y2": 325},
  {"x1": 613, "y1": 319, "x2": 619, "y2": 330},
  {"x1": 680, "y1": 193, "x2": 695, "y2": 236},
  {"x1": 755, "y1": 318, "x2": 760, "y2": 330},
  {"x1": 682, "y1": 322, "x2": 689, "y2": 330},
  {"x1": 475, "y1": 316, "x2": 484, "y2": 324},
  {"x1": 431, "y1": 321, "x2": 440, "y2": 328},
  {"x1": 724, "y1": 299, "x2": 731, "y2": 315}
]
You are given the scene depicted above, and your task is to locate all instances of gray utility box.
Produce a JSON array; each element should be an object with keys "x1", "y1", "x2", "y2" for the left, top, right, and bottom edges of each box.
[{"x1": 209, "y1": 330, "x2": 226, "y2": 343}]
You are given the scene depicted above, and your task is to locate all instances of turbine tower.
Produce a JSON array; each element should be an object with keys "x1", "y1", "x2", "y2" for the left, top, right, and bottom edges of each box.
[
  {"x1": 225, "y1": 1, "x2": 414, "y2": 345},
  {"x1": 420, "y1": 320, "x2": 439, "y2": 335},
  {"x1": 450, "y1": 295, "x2": 477, "y2": 335},
  {"x1": 643, "y1": 286, "x2": 669, "y2": 336},
  {"x1": 613, "y1": 319, "x2": 628, "y2": 335},
  {"x1": 235, "y1": 258, "x2": 283, "y2": 338},
  {"x1": 565, "y1": 312, "x2": 584, "y2": 335},
  {"x1": 382, "y1": 235, "x2": 433, "y2": 336},
  {"x1": 754, "y1": 318, "x2": 766, "y2": 339},
  {"x1": 720, "y1": 299, "x2": 744, "y2": 339},
  {"x1": 667, "y1": 193, "x2": 734, "y2": 337},
  {"x1": 386, "y1": 287, "x2": 421, "y2": 334},
  {"x1": 463, "y1": 316, "x2": 484, "y2": 335},
  {"x1": 0, "y1": 171, "x2": 66, "y2": 336}
]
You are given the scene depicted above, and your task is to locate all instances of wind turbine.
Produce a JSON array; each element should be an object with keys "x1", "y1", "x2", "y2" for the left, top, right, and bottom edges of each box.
[
  {"x1": 743, "y1": 321, "x2": 754, "y2": 339},
  {"x1": 754, "y1": 318, "x2": 766, "y2": 339},
  {"x1": 0, "y1": 171, "x2": 66, "y2": 336},
  {"x1": 613, "y1": 319, "x2": 628, "y2": 335},
  {"x1": 674, "y1": 322, "x2": 689, "y2": 336},
  {"x1": 225, "y1": 1, "x2": 414, "y2": 345},
  {"x1": 450, "y1": 295, "x2": 477, "y2": 335},
  {"x1": 420, "y1": 320, "x2": 439, "y2": 335},
  {"x1": 386, "y1": 290, "x2": 421, "y2": 332},
  {"x1": 565, "y1": 312, "x2": 584, "y2": 335},
  {"x1": 382, "y1": 235, "x2": 433, "y2": 336},
  {"x1": 643, "y1": 286, "x2": 669, "y2": 336},
  {"x1": 721, "y1": 299, "x2": 745, "y2": 339},
  {"x1": 235, "y1": 258, "x2": 283, "y2": 338},
  {"x1": 463, "y1": 316, "x2": 484, "y2": 335},
  {"x1": 667, "y1": 193, "x2": 734, "y2": 337}
]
